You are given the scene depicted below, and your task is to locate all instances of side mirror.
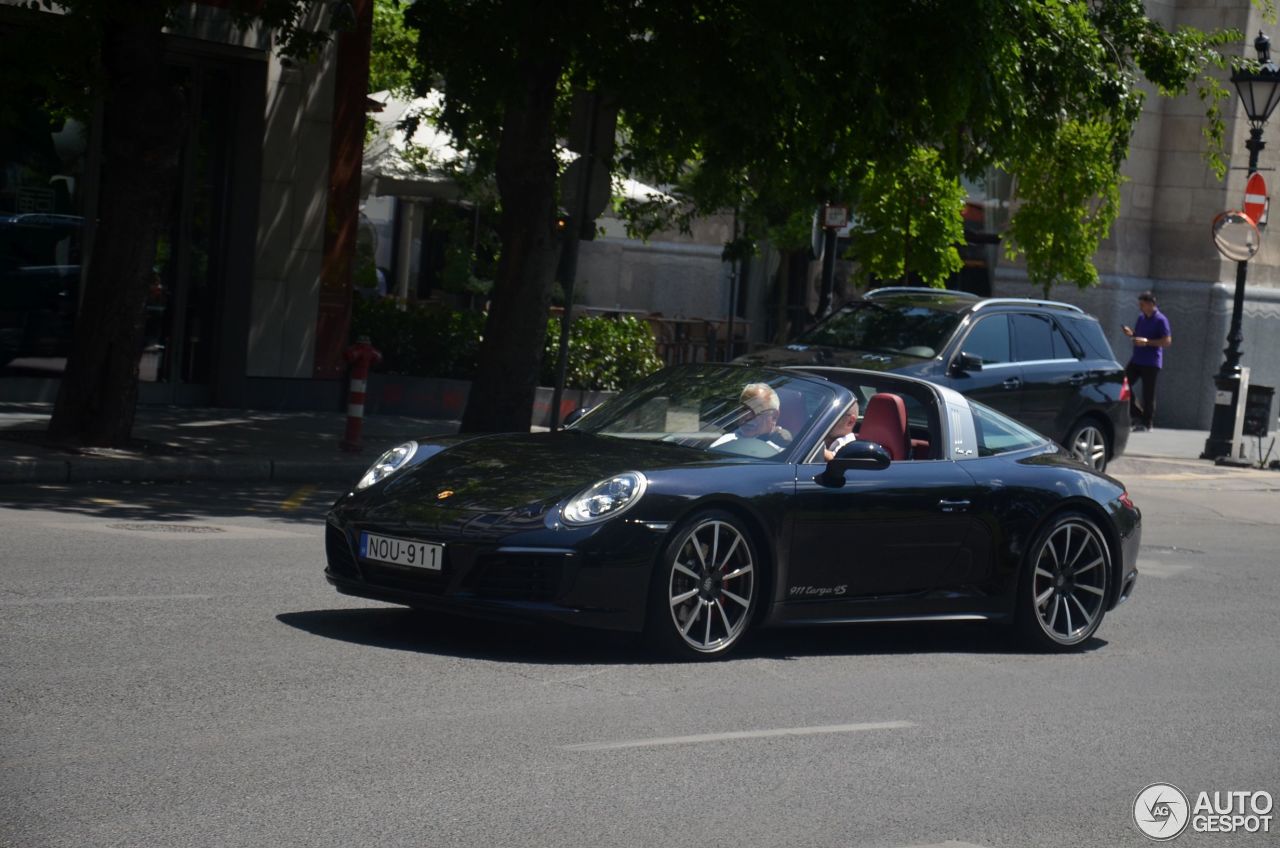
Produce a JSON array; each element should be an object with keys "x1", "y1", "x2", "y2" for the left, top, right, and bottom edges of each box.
[
  {"x1": 951, "y1": 352, "x2": 983, "y2": 375},
  {"x1": 817, "y1": 440, "x2": 891, "y2": 487},
  {"x1": 562, "y1": 406, "x2": 594, "y2": 428}
]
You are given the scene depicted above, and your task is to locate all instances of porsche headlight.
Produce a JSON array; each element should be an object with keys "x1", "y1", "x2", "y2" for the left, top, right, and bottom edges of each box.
[
  {"x1": 562, "y1": 472, "x2": 647, "y2": 525},
  {"x1": 356, "y1": 441, "x2": 419, "y2": 490}
]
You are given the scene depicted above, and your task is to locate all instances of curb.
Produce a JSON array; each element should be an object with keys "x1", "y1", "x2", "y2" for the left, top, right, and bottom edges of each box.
[
  {"x1": 0, "y1": 459, "x2": 71, "y2": 484},
  {"x1": 1110, "y1": 454, "x2": 1279, "y2": 476}
]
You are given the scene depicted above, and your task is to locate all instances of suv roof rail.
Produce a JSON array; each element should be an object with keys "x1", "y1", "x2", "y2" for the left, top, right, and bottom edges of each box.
[
  {"x1": 970, "y1": 297, "x2": 1085, "y2": 314},
  {"x1": 0, "y1": 213, "x2": 85, "y2": 227},
  {"x1": 864, "y1": 286, "x2": 980, "y2": 300}
]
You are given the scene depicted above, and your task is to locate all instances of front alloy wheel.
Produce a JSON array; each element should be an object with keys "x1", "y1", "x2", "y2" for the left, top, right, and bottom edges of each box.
[
  {"x1": 1018, "y1": 512, "x2": 1110, "y2": 650},
  {"x1": 648, "y1": 511, "x2": 757, "y2": 658}
]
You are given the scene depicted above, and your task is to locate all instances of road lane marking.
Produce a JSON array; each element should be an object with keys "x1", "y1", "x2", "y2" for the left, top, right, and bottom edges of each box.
[
  {"x1": 1143, "y1": 472, "x2": 1219, "y2": 481},
  {"x1": 0, "y1": 594, "x2": 215, "y2": 606},
  {"x1": 281, "y1": 485, "x2": 318, "y2": 511},
  {"x1": 38, "y1": 520, "x2": 310, "y2": 540},
  {"x1": 563, "y1": 720, "x2": 914, "y2": 751}
]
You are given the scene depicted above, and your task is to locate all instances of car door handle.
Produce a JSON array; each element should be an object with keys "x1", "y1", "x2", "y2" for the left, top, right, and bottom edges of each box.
[
  {"x1": 938, "y1": 499, "x2": 971, "y2": 513},
  {"x1": 1002, "y1": 377, "x2": 1022, "y2": 389},
  {"x1": 1069, "y1": 373, "x2": 1086, "y2": 386}
]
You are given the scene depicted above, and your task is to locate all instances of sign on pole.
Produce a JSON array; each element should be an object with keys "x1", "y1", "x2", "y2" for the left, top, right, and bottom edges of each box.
[
  {"x1": 822, "y1": 203, "x2": 849, "y2": 229},
  {"x1": 1244, "y1": 172, "x2": 1268, "y2": 225}
]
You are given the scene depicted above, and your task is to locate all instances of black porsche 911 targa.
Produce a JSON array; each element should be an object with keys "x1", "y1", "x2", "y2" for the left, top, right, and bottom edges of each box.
[{"x1": 325, "y1": 363, "x2": 1141, "y2": 659}]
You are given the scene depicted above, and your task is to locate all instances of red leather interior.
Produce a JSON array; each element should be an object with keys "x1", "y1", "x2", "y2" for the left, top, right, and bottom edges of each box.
[{"x1": 859, "y1": 393, "x2": 909, "y2": 460}]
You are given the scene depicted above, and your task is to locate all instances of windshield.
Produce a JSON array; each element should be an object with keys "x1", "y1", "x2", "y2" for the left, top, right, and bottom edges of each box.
[
  {"x1": 0, "y1": 214, "x2": 83, "y2": 272},
  {"x1": 570, "y1": 364, "x2": 838, "y2": 461},
  {"x1": 797, "y1": 301, "x2": 963, "y2": 358}
]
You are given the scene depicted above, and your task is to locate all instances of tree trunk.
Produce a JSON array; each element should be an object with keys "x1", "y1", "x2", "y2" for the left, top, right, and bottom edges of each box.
[
  {"x1": 48, "y1": 9, "x2": 187, "y2": 446},
  {"x1": 784, "y1": 248, "x2": 811, "y2": 340},
  {"x1": 459, "y1": 53, "x2": 563, "y2": 434}
]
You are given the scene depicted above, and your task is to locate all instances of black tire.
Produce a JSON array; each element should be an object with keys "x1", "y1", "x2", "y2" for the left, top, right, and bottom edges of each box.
[
  {"x1": 645, "y1": 510, "x2": 759, "y2": 660},
  {"x1": 1016, "y1": 510, "x2": 1111, "y2": 651},
  {"x1": 1065, "y1": 417, "x2": 1111, "y2": 472}
]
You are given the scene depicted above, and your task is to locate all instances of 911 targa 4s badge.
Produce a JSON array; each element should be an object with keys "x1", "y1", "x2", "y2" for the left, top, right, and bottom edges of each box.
[{"x1": 325, "y1": 363, "x2": 1141, "y2": 660}]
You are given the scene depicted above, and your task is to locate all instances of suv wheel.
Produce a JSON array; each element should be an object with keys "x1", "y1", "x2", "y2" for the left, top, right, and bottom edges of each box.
[{"x1": 1066, "y1": 418, "x2": 1110, "y2": 471}]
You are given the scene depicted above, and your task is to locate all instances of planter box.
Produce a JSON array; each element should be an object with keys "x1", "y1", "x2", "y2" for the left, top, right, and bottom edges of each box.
[
  {"x1": 365, "y1": 373, "x2": 615, "y2": 429},
  {"x1": 366, "y1": 374, "x2": 471, "y2": 420}
]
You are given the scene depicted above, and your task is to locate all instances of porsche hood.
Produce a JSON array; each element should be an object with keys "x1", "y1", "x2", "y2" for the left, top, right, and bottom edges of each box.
[{"x1": 357, "y1": 431, "x2": 728, "y2": 515}]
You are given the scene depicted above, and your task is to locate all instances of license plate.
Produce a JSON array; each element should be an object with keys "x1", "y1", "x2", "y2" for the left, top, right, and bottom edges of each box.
[{"x1": 359, "y1": 532, "x2": 443, "y2": 571}]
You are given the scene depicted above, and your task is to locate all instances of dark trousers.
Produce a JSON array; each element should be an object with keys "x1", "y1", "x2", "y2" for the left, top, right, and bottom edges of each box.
[{"x1": 1126, "y1": 362, "x2": 1160, "y2": 427}]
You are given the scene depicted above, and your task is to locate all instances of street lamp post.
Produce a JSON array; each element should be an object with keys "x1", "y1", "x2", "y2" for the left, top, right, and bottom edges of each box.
[{"x1": 1202, "y1": 31, "x2": 1280, "y2": 460}]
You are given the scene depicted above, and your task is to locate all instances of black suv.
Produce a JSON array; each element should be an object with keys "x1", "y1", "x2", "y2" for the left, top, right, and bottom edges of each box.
[
  {"x1": 0, "y1": 214, "x2": 83, "y2": 367},
  {"x1": 738, "y1": 287, "x2": 1130, "y2": 470}
]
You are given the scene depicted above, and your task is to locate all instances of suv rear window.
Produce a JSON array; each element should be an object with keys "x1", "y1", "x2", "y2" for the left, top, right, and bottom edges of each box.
[
  {"x1": 798, "y1": 302, "x2": 964, "y2": 358},
  {"x1": 1058, "y1": 315, "x2": 1117, "y2": 361}
]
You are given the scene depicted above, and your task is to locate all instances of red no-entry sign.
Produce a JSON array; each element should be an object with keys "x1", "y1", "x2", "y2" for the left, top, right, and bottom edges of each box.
[{"x1": 1244, "y1": 172, "x2": 1268, "y2": 225}]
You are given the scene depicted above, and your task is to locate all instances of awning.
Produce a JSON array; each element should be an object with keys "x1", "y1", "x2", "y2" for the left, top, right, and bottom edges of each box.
[{"x1": 362, "y1": 91, "x2": 673, "y2": 207}]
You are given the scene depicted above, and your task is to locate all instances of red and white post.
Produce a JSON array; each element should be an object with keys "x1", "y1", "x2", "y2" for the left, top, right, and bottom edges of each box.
[{"x1": 341, "y1": 336, "x2": 382, "y2": 452}]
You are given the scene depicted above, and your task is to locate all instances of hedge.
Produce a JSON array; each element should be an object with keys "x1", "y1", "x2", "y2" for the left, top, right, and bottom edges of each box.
[{"x1": 351, "y1": 298, "x2": 663, "y2": 392}]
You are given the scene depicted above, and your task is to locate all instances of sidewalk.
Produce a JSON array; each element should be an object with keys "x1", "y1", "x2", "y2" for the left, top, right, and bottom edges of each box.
[
  {"x1": 0, "y1": 401, "x2": 1273, "y2": 485},
  {"x1": 1115, "y1": 426, "x2": 1278, "y2": 474}
]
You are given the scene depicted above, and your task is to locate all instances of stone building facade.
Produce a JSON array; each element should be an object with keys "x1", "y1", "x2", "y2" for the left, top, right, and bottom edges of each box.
[{"x1": 995, "y1": 0, "x2": 1280, "y2": 432}]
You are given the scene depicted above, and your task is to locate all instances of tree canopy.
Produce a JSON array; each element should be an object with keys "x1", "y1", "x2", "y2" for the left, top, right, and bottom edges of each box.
[
  {"x1": 616, "y1": 2, "x2": 1238, "y2": 288},
  {"x1": 398, "y1": 0, "x2": 1243, "y2": 431},
  {"x1": 6, "y1": 0, "x2": 1251, "y2": 442}
]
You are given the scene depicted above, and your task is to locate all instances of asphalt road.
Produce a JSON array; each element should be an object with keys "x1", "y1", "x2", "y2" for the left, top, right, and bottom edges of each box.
[{"x1": 1, "y1": 464, "x2": 1278, "y2": 848}]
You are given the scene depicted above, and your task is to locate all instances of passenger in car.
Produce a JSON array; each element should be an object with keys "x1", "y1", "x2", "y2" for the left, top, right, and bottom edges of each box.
[
  {"x1": 711, "y1": 383, "x2": 792, "y2": 453},
  {"x1": 822, "y1": 399, "x2": 860, "y2": 461}
]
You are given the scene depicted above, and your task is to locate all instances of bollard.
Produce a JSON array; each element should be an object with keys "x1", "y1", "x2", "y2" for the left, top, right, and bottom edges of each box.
[{"x1": 341, "y1": 336, "x2": 382, "y2": 452}]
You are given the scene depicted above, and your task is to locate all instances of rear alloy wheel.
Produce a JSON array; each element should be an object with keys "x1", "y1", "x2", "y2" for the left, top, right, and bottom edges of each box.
[
  {"x1": 1017, "y1": 512, "x2": 1110, "y2": 650},
  {"x1": 1066, "y1": 419, "x2": 1110, "y2": 471},
  {"x1": 648, "y1": 511, "x2": 757, "y2": 659}
]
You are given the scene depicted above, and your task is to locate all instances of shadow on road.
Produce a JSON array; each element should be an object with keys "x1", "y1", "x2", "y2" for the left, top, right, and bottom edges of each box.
[
  {"x1": 278, "y1": 608, "x2": 650, "y2": 664},
  {"x1": 0, "y1": 482, "x2": 343, "y2": 524},
  {"x1": 277, "y1": 606, "x2": 1107, "y2": 665}
]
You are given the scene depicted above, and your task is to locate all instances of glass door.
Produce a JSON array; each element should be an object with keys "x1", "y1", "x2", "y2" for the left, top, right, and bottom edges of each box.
[{"x1": 141, "y1": 65, "x2": 233, "y2": 403}]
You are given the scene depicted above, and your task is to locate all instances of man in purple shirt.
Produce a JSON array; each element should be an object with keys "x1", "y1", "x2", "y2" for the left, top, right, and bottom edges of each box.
[{"x1": 1122, "y1": 291, "x2": 1172, "y2": 431}]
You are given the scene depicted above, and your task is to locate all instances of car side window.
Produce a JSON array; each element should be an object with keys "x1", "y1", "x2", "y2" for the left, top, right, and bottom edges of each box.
[
  {"x1": 1011, "y1": 313, "x2": 1075, "y2": 362},
  {"x1": 800, "y1": 376, "x2": 943, "y2": 463},
  {"x1": 961, "y1": 316, "x2": 1010, "y2": 364},
  {"x1": 971, "y1": 401, "x2": 1047, "y2": 456},
  {"x1": 1049, "y1": 320, "x2": 1076, "y2": 359}
]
